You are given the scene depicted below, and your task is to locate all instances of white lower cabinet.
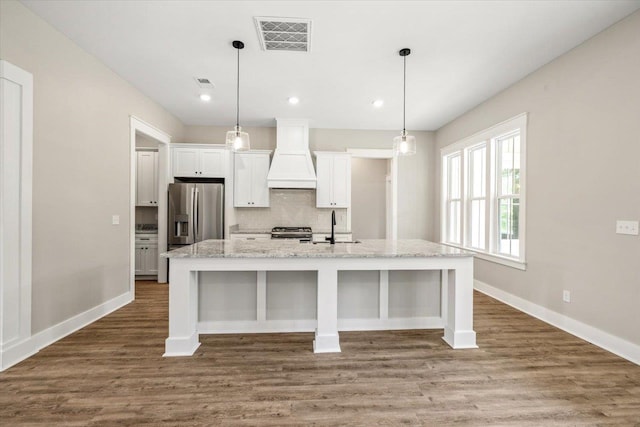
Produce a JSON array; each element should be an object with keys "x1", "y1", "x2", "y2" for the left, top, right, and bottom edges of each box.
[{"x1": 135, "y1": 235, "x2": 158, "y2": 276}]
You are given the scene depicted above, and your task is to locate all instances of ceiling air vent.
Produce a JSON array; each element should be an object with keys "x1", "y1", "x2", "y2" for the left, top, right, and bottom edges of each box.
[
  {"x1": 194, "y1": 77, "x2": 215, "y2": 89},
  {"x1": 254, "y1": 17, "x2": 312, "y2": 52}
]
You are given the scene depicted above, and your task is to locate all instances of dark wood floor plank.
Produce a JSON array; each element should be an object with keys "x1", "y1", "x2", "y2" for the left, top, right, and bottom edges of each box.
[{"x1": 1, "y1": 281, "x2": 639, "y2": 425}]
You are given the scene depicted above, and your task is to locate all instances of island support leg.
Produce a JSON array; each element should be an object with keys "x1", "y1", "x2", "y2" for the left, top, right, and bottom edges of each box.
[
  {"x1": 314, "y1": 266, "x2": 341, "y2": 353},
  {"x1": 164, "y1": 261, "x2": 201, "y2": 356},
  {"x1": 442, "y1": 259, "x2": 478, "y2": 349}
]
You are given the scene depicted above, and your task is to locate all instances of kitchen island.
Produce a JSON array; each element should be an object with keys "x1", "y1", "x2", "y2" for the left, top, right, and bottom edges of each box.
[{"x1": 162, "y1": 239, "x2": 476, "y2": 356}]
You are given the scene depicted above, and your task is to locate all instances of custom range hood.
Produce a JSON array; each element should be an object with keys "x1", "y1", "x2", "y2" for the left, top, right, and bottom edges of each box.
[{"x1": 267, "y1": 118, "x2": 317, "y2": 188}]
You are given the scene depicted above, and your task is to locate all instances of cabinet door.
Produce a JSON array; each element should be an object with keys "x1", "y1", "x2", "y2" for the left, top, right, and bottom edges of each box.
[
  {"x1": 136, "y1": 151, "x2": 158, "y2": 206},
  {"x1": 134, "y1": 245, "x2": 145, "y2": 275},
  {"x1": 173, "y1": 148, "x2": 199, "y2": 177},
  {"x1": 146, "y1": 246, "x2": 158, "y2": 275},
  {"x1": 234, "y1": 154, "x2": 253, "y2": 207},
  {"x1": 200, "y1": 149, "x2": 225, "y2": 177},
  {"x1": 315, "y1": 156, "x2": 333, "y2": 208},
  {"x1": 331, "y1": 155, "x2": 351, "y2": 208},
  {"x1": 251, "y1": 154, "x2": 270, "y2": 207}
]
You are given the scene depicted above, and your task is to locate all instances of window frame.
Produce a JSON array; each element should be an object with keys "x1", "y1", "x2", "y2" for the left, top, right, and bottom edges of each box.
[{"x1": 440, "y1": 113, "x2": 527, "y2": 270}]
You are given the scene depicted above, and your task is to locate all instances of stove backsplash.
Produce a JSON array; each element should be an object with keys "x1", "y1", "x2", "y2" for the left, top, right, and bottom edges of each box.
[{"x1": 234, "y1": 189, "x2": 348, "y2": 232}]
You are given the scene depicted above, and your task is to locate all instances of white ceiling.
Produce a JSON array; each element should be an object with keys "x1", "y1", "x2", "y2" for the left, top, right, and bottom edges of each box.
[{"x1": 22, "y1": 0, "x2": 640, "y2": 131}]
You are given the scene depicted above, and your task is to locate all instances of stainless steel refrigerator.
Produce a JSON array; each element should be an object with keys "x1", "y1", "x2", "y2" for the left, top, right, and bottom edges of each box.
[{"x1": 168, "y1": 183, "x2": 224, "y2": 249}]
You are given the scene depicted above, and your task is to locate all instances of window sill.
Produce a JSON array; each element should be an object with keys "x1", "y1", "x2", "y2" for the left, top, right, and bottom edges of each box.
[{"x1": 440, "y1": 242, "x2": 527, "y2": 271}]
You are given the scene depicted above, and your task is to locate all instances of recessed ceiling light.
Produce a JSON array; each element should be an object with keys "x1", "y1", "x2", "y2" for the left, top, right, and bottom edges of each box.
[
  {"x1": 288, "y1": 97, "x2": 300, "y2": 105},
  {"x1": 372, "y1": 99, "x2": 384, "y2": 108},
  {"x1": 200, "y1": 94, "x2": 212, "y2": 102}
]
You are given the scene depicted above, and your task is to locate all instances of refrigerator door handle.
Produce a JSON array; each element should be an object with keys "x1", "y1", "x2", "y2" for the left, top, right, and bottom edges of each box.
[
  {"x1": 190, "y1": 187, "x2": 196, "y2": 242},
  {"x1": 194, "y1": 187, "x2": 200, "y2": 242}
]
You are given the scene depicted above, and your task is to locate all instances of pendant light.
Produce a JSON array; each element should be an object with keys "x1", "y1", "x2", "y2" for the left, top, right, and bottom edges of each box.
[
  {"x1": 393, "y1": 48, "x2": 416, "y2": 156},
  {"x1": 226, "y1": 40, "x2": 250, "y2": 152}
]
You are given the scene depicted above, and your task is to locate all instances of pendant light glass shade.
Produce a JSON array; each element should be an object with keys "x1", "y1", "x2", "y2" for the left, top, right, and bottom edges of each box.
[
  {"x1": 393, "y1": 130, "x2": 416, "y2": 156},
  {"x1": 227, "y1": 40, "x2": 250, "y2": 152},
  {"x1": 226, "y1": 125, "x2": 250, "y2": 151},
  {"x1": 394, "y1": 48, "x2": 416, "y2": 157}
]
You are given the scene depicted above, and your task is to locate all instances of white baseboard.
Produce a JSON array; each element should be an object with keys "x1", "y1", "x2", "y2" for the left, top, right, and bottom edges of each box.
[
  {"x1": 474, "y1": 280, "x2": 640, "y2": 366},
  {"x1": 1, "y1": 291, "x2": 133, "y2": 372}
]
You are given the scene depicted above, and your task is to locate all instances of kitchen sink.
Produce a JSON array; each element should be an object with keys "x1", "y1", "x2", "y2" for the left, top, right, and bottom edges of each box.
[{"x1": 312, "y1": 240, "x2": 361, "y2": 244}]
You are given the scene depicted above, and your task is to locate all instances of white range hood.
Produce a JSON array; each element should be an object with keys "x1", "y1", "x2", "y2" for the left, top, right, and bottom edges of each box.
[{"x1": 267, "y1": 118, "x2": 317, "y2": 189}]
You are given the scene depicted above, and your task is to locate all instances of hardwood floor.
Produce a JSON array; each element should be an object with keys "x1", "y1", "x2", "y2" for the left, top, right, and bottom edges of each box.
[{"x1": 1, "y1": 281, "x2": 639, "y2": 426}]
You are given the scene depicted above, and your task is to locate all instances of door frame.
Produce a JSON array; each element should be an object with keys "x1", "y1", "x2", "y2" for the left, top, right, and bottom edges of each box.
[
  {"x1": 0, "y1": 60, "x2": 34, "y2": 371},
  {"x1": 129, "y1": 116, "x2": 171, "y2": 292},
  {"x1": 346, "y1": 149, "x2": 398, "y2": 240}
]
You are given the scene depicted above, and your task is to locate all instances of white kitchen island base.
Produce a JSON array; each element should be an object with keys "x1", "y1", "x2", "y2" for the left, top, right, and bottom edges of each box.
[{"x1": 163, "y1": 240, "x2": 477, "y2": 356}]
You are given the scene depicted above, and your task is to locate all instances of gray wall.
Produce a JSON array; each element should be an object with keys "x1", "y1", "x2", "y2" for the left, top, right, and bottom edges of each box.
[
  {"x1": 351, "y1": 158, "x2": 387, "y2": 239},
  {"x1": 435, "y1": 11, "x2": 640, "y2": 345},
  {"x1": 0, "y1": 1, "x2": 184, "y2": 333},
  {"x1": 181, "y1": 127, "x2": 437, "y2": 240}
]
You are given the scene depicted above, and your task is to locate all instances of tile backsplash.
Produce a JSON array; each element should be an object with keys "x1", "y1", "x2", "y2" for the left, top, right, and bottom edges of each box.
[{"x1": 234, "y1": 189, "x2": 348, "y2": 232}]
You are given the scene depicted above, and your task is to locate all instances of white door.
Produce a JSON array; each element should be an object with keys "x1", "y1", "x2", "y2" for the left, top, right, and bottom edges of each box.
[
  {"x1": 0, "y1": 60, "x2": 33, "y2": 371},
  {"x1": 172, "y1": 148, "x2": 199, "y2": 177},
  {"x1": 234, "y1": 153, "x2": 253, "y2": 206},
  {"x1": 200, "y1": 149, "x2": 225, "y2": 177},
  {"x1": 331, "y1": 155, "x2": 351, "y2": 208},
  {"x1": 136, "y1": 151, "x2": 157, "y2": 206},
  {"x1": 134, "y1": 245, "x2": 145, "y2": 275},
  {"x1": 146, "y1": 246, "x2": 159, "y2": 275},
  {"x1": 251, "y1": 154, "x2": 270, "y2": 207},
  {"x1": 315, "y1": 155, "x2": 333, "y2": 207}
]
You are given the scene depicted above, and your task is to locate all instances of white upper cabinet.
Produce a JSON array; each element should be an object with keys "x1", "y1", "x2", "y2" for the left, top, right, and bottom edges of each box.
[
  {"x1": 172, "y1": 146, "x2": 225, "y2": 178},
  {"x1": 314, "y1": 152, "x2": 351, "y2": 208},
  {"x1": 136, "y1": 150, "x2": 158, "y2": 206},
  {"x1": 234, "y1": 151, "x2": 271, "y2": 207}
]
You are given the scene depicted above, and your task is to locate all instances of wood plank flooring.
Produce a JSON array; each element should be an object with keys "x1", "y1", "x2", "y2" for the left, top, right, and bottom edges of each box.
[{"x1": 1, "y1": 281, "x2": 639, "y2": 426}]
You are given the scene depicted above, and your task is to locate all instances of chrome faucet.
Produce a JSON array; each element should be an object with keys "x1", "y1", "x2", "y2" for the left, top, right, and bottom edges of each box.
[{"x1": 326, "y1": 210, "x2": 336, "y2": 245}]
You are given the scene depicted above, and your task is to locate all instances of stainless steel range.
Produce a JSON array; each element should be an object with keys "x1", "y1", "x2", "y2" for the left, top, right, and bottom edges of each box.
[{"x1": 271, "y1": 226, "x2": 312, "y2": 242}]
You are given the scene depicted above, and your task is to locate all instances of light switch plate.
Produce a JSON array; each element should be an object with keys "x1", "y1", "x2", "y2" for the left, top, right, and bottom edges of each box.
[
  {"x1": 616, "y1": 220, "x2": 639, "y2": 235},
  {"x1": 112, "y1": 215, "x2": 120, "y2": 225}
]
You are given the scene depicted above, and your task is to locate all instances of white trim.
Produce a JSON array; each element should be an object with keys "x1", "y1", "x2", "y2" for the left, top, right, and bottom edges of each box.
[
  {"x1": 441, "y1": 242, "x2": 527, "y2": 271},
  {"x1": 0, "y1": 291, "x2": 132, "y2": 371},
  {"x1": 441, "y1": 113, "x2": 528, "y2": 155},
  {"x1": 0, "y1": 60, "x2": 33, "y2": 372},
  {"x1": 474, "y1": 279, "x2": 640, "y2": 366},
  {"x1": 440, "y1": 113, "x2": 527, "y2": 266},
  {"x1": 346, "y1": 148, "x2": 393, "y2": 159},
  {"x1": 129, "y1": 116, "x2": 171, "y2": 288}
]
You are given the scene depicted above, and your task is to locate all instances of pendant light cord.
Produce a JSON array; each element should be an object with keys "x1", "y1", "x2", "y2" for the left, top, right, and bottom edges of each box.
[
  {"x1": 403, "y1": 54, "x2": 406, "y2": 133},
  {"x1": 236, "y1": 46, "x2": 240, "y2": 128}
]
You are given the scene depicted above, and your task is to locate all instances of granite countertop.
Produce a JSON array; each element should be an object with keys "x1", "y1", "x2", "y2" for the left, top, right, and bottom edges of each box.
[
  {"x1": 228, "y1": 229, "x2": 352, "y2": 234},
  {"x1": 162, "y1": 239, "x2": 474, "y2": 259}
]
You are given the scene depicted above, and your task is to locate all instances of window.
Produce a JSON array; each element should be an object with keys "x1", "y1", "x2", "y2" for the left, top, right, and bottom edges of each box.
[{"x1": 441, "y1": 114, "x2": 527, "y2": 270}]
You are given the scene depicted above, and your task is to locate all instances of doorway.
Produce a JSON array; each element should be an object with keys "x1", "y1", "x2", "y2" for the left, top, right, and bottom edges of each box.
[
  {"x1": 347, "y1": 149, "x2": 397, "y2": 240},
  {"x1": 129, "y1": 117, "x2": 171, "y2": 295}
]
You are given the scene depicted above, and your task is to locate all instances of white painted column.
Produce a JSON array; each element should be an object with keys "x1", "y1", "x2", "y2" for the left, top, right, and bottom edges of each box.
[
  {"x1": 164, "y1": 260, "x2": 201, "y2": 356},
  {"x1": 256, "y1": 271, "x2": 267, "y2": 322},
  {"x1": 313, "y1": 266, "x2": 341, "y2": 353},
  {"x1": 442, "y1": 258, "x2": 477, "y2": 349},
  {"x1": 379, "y1": 270, "x2": 389, "y2": 320}
]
